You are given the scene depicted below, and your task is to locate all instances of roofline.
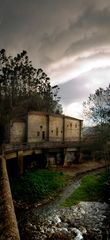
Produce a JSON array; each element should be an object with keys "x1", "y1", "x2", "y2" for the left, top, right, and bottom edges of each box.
[{"x1": 28, "y1": 111, "x2": 83, "y2": 121}]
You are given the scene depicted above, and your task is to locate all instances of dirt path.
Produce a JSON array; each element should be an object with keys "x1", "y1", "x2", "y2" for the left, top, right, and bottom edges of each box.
[{"x1": 54, "y1": 159, "x2": 108, "y2": 176}]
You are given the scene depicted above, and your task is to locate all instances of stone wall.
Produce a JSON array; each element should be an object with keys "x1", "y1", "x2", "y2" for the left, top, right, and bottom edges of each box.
[
  {"x1": 10, "y1": 121, "x2": 26, "y2": 143},
  {"x1": 49, "y1": 115, "x2": 63, "y2": 141},
  {"x1": 0, "y1": 156, "x2": 20, "y2": 239},
  {"x1": 28, "y1": 112, "x2": 47, "y2": 142},
  {"x1": 63, "y1": 148, "x2": 78, "y2": 166},
  {"x1": 27, "y1": 112, "x2": 82, "y2": 143},
  {"x1": 64, "y1": 117, "x2": 81, "y2": 141},
  {"x1": 4, "y1": 112, "x2": 82, "y2": 145}
]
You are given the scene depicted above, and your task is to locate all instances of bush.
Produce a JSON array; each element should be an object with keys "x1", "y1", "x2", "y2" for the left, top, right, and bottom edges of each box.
[
  {"x1": 10, "y1": 169, "x2": 68, "y2": 203},
  {"x1": 62, "y1": 169, "x2": 109, "y2": 207}
]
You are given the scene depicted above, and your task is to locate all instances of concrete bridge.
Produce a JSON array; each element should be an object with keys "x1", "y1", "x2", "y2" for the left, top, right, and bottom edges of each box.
[
  {"x1": 1, "y1": 139, "x2": 110, "y2": 175},
  {"x1": 0, "y1": 140, "x2": 109, "y2": 239},
  {"x1": 0, "y1": 140, "x2": 80, "y2": 240},
  {"x1": 1, "y1": 141, "x2": 81, "y2": 175}
]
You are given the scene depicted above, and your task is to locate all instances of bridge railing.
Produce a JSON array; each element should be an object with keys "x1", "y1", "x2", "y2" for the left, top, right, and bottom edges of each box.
[
  {"x1": 1, "y1": 140, "x2": 81, "y2": 154},
  {"x1": 0, "y1": 156, "x2": 20, "y2": 239}
]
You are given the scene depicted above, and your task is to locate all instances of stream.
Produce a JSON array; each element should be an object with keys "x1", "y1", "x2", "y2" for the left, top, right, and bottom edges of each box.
[
  {"x1": 15, "y1": 169, "x2": 110, "y2": 240},
  {"x1": 34, "y1": 177, "x2": 81, "y2": 217}
]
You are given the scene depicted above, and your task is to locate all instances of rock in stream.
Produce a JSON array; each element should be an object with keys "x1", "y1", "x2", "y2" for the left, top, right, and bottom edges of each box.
[{"x1": 18, "y1": 201, "x2": 110, "y2": 240}]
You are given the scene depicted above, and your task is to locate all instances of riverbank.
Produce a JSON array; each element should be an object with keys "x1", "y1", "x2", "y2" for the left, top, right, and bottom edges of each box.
[
  {"x1": 15, "y1": 160, "x2": 110, "y2": 239},
  {"x1": 21, "y1": 201, "x2": 110, "y2": 239},
  {"x1": 53, "y1": 159, "x2": 109, "y2": 176}
]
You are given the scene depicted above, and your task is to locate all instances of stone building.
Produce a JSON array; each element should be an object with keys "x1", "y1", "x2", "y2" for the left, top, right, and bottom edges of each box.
[
  {"x1": 6, "y1": 112, "x2": 82, "y2": 172},
  {"x1": 27, "y1": 111, "x2": 82, "y2": 143}
]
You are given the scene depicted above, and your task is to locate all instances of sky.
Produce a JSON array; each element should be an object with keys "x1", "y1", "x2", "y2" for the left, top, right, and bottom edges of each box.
[{"x1": 0, "y1": 0, "x2": 110, "y2": 120}]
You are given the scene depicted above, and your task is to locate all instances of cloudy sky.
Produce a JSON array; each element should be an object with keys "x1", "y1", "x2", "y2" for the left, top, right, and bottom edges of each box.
[{"x1": 0, "y1": 0, "x2": 110, "y2": 120}]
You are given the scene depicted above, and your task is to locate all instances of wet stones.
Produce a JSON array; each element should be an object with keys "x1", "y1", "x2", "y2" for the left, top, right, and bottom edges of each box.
[{"x1": 21, "y1": 201, "x2": 110, "y2": 240}]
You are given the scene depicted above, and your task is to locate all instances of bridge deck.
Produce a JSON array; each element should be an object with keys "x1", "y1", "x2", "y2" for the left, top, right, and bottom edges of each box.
[{"x1": 2, "y1": 141, "x2": 81, "y2": 154}]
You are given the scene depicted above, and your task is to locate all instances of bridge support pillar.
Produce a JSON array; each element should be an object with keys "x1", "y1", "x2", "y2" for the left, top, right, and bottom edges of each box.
[
  {"x1": 47, "y1": 155, "x2": 56, "y2": 168},
  {"x1": 18, "y1": 150, "x2": 23, "y2": 175},
  {"x1": 63, "y1": 148, "x2": 77, "y2": 166}
]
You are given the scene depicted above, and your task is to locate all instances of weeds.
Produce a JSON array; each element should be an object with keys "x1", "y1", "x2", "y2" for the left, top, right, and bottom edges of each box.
[
  {"x1": 61, "y1": 169, "x2": 109, "y2": 207},
  {"x1": 10, "y1": 169, "x2": 68, "y2": 203}
]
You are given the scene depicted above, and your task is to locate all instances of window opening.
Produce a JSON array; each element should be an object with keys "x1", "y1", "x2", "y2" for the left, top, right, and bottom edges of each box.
[
  {"x1": 37, "y1": 131, "x2": 40, "y2": 136},
  {"x1": 56, "y1": 127, "x2": 58, "y2": 136},
  {"x1": 42, "y1": 131, "x2": 45, "y2": 140}
]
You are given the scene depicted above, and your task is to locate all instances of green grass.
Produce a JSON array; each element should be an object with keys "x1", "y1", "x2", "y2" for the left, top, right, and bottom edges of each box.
[
  {"x1": 10, "y1": 169, "x2": 68, "y2": 203},
  {"x1": 61, "y1": 170, "x2": 109, "y2": 207}
]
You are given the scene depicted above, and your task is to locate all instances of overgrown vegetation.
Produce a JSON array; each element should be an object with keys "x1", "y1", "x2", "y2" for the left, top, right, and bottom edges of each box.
[
  {"x1": 83, "y1": 85, "x2": 110, "y2": 125},
  {"x1": 10, "y1": 169, "x2": 68, "y2": 203},
  {"x1": 83, "y1": 85, "x2": 110, "y2": 153},
  {"x1": 0, "y1": 49, "x2": 62, "y2": 126},
  {"x1": 61, "y1": 170, "x2": 109, "y2": 207}
]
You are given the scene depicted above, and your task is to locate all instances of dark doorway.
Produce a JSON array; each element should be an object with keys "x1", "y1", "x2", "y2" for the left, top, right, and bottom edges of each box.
[{"x1": 42, "y1": 131, "x2": 45, "y2": 140}]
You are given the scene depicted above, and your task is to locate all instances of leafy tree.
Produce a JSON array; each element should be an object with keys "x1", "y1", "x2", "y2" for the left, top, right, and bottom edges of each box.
[
  {"x1": 83, "y1": 85, "x2": 110, "y2": 162},
  {"x1": 0, "y1": 49, "x2": 62, "y2": 125},
  {"x1": 83, "y1": 85, "x2": 110, "y2": 125}
]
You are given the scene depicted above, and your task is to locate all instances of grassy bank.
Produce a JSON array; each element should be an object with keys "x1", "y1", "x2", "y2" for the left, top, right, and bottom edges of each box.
[
  {"x1": 10, "y1": 169, "x2": 68, "y2": 203},
  {"x1": 61, "y1": 169, "x2": 109, "y2": 207}
]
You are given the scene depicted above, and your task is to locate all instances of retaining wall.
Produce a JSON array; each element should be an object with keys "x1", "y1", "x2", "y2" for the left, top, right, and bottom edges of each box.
[{"x1": 0, "y1": 156, "x2": 20, "y2": 240}]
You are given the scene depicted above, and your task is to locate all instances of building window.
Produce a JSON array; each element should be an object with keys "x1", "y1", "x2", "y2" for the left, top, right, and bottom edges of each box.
[
  {"x1": 51, "y1": 130, "x2": 53, "y2": 133},
  {"x1": 70, "y1": 123, "x2": 72, "y2": 128},
  {"x1": 40, "y1": 125, "x2": 43, "y2": 129},
  {"x1": 37, "y1": 131, "x2": 40, "y2": 136},
  {"x1": 56, "y1": 127, "x2": 58, "y2": 136},
  {"x1": 42, "y1": 131, "x2": 45, "y2": 140},
  {"x1": 75, "y1": 123, "x2": 77, "y2": 128}
]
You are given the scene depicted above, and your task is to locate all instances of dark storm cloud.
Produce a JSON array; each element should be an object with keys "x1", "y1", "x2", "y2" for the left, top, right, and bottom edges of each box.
[
  {"x1": 37, "y1": 0, "x2": 110, "y2": 65},
  {"x1": 65, "y1": 5, "x2": 110, "y2": 57},
  {"x1": 0, "y1": 0, "x2": 110, "y2": 118},
  {"x1": 59, "y1": 76, "x2": 89, "y2": 105},
  {"x1": 59, "y1": 66, "x2": 110, "y2": 106},
  {"x1": 0, "y1": 0, "x2": 109, "y2": 63},
  {"x1": 0, "y1": 0, "x2": 82, "y2": 64}
]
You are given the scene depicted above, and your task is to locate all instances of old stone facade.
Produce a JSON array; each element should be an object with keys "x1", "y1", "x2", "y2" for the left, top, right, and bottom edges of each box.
[
  {"x1": 9, "y1": 112, "x2": 82, "y2": 144},
  {"x1": 64, "y1": 116, "x2": 81, "y2": 141},
  {"x1": 6, "y1": 112, "x2": 83, "y2": 173},
  {"x1": 27, "y1": 112, "x2": 82, "y2": 143},
  {"x1": 10, "y1": 121, "x2": 26, "y2": 143},
  {"x1": 49, "y1": 115, "x2": 63, "y2": 142},
  {"x1": 28, "y1": 112, "x2": 48, "y2": 142}
]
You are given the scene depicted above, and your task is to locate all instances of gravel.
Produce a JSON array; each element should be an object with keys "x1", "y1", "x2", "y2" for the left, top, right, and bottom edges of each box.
[{"x1": 19, "y1": 201, "x2": 110, "y2": 239}]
